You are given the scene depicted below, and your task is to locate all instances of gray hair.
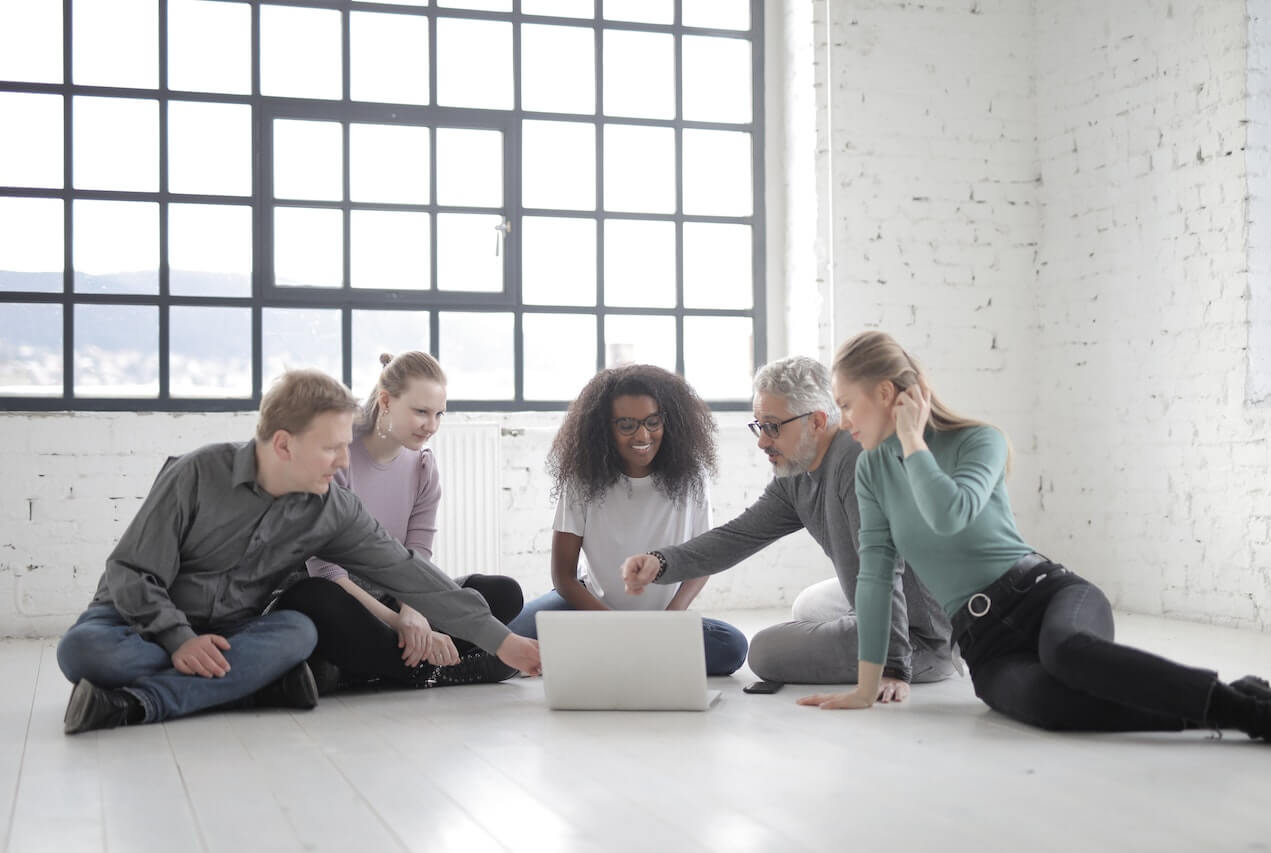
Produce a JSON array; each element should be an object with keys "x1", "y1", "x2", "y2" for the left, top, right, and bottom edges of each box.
[{"x1": 752, "y1": 356, "x2": 840, "y2": 428}]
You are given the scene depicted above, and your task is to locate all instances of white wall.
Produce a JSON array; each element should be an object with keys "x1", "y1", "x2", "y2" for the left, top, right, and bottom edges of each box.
[
  {"x1": 807, "y1": 0, "x2": 1269, "y2": 630},
  {"x1": 819, "y1": 0, "x2": 1045, "y2": 542},
  {"x1": 1033, "y1": 0, "x2": 1270, "y2": 629},
  {"x1": 0, "y1": 411, "x2": 832, "y2": 637}
]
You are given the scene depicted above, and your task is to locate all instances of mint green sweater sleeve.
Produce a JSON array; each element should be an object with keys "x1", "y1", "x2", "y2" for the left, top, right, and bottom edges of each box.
[
  {"x1": 903, "y1": 427, "x2": 1007, "y2": 535},
  {"x1": 854, "y1": 458, "x2": 900, "y2": 667}
]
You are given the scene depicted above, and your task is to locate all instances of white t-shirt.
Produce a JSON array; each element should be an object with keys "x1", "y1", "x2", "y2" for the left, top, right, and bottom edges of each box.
[{"x1": 553, "y1": 475, "x2": 712, "y2": 611}]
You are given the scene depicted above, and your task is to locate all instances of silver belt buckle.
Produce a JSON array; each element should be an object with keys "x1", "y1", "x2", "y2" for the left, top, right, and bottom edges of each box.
[{"x1": 967, "y1": 592, "x2": 992, "y2": 618}]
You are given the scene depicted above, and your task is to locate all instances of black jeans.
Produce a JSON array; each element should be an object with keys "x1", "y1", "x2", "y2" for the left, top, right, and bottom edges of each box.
[
  {"x1": 954, "y1": 558, "x2": 1217, "y2": 731},
  {"x1": 275, "y1": 574, "x2": 523, "y2": 686}
]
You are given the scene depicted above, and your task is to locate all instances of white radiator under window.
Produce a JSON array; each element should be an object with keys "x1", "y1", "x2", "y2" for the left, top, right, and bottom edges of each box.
[{"x1": 427, "y1": 422, "x2": 502, "y2": 576}]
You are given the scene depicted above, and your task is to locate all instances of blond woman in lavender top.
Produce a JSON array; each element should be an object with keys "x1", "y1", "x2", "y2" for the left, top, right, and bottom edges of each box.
[{"x1": 275, "y1": 352, "x2": 526, "y2": 691}]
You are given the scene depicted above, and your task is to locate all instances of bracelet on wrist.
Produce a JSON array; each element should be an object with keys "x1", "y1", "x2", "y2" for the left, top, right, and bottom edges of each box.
[{"x1": 648, "y1": 550, "x2": 668, "y2": 581}]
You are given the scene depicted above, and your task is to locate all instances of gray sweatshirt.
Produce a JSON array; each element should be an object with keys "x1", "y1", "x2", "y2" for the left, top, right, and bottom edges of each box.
[{"x1": 657, "y1": 429, "x2": 951, "y2": 680}]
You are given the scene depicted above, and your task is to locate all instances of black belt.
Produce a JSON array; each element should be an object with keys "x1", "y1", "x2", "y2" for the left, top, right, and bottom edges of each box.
[{"x1": 950, "y1": 553, "x2": 1063, "y2": 643}]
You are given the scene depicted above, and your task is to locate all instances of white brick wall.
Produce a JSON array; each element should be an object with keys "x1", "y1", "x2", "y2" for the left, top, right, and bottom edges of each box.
[
  {"x1": 0, "y1": 411, "x2": 832, "y2": 637},
  {"x1": 1034, "y1": 0, "x2": 1270, "y2": 629}
]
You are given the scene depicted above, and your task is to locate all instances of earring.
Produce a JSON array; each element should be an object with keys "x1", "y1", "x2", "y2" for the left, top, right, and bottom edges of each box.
[{"x1": 376, "y1": 407, "x2": 392, "y2": 440}]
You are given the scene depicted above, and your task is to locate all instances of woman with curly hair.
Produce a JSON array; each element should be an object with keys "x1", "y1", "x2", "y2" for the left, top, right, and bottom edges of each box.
[{"x1": 508, "y1": 364, "x2": 748, "y2": 675}]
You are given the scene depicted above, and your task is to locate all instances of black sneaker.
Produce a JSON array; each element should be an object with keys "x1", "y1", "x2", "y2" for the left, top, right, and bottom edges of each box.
[
  {"x1": 1231, "y1": 675, "x2": 1271, "y2": 700},
  {"x1": 430, "y1": 649, "x2": 518, "y2": 687},
  {"x1": 307, "y1": 656, "x2": 342, "y2": 697},
  {"x1": 64, "y1": 679, "x2": 144, "y2": 735},
  {"x1": 253, "y1": 661, "x2": 319, "y2": 710}
]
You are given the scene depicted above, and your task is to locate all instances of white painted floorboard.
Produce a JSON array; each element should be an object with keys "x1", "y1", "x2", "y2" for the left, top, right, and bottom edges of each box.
[{"x1": 3, "y1": 609, "x2": 1269, "y2": 853}]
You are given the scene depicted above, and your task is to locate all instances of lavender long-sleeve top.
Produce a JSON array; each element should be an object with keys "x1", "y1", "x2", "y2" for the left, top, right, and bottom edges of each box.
[{"x1": 306, "y1": 437, "x2": 441, "y2": 582}]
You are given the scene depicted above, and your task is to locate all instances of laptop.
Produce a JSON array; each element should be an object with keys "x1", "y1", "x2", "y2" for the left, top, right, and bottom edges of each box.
[{"x1": 537, "y1": 611, "x2": 723, "y2": 711}]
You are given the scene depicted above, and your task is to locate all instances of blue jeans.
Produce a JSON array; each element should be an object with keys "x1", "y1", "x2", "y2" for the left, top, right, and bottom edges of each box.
[
  {"x1": 509, "y1": 589, "x2": 749, "y2": 676},
  {"x1": 56, "y1": 605, "x2": 318, "y2": 722}
]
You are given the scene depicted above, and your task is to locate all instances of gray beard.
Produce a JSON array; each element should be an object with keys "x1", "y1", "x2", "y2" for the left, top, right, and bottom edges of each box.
[{"x1": 772, "y1": 428, "x2": 819, "y2": 477}]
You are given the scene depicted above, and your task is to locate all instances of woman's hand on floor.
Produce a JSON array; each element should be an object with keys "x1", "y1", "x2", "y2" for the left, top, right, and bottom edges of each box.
[{"x1": 797, "y1": 689, "x2": 876, "y2": 710}]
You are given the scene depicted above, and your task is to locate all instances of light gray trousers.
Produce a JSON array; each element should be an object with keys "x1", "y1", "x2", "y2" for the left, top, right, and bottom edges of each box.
[{"x1": 747, "y1": 578, "x2": 956, "y2": 684}]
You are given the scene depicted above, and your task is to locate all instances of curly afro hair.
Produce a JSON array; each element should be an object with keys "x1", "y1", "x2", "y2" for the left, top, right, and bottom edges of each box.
[{"x1": 548, "y1": 364, "x2": 718, "y2": 506}]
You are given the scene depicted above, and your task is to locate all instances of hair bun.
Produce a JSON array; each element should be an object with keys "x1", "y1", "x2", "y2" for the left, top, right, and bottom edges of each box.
[{"x1": 379, "y1": 352, "x2": 393, "y2": 367}]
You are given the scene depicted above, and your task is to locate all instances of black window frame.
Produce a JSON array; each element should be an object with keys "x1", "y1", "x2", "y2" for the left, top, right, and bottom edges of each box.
[{"x1": 0, "y1": 0, "x2": 766, "y2": 412}]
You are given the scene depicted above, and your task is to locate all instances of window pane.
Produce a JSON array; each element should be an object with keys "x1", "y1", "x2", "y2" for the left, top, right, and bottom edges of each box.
[
  {"x1": 0, "y1": 3, "x2": 61, "y2": 84},
  {"x1": 437, "y1": 18, "x2": 513, "y2": 110},
  {"x1": 274, "y1": 119, "x2": 343, "y2": 201},
  {"x1": 351, "y1": 310, "x2": 432, "y2": 396},
  {"x1": 604, "y1": 315, "x2": 675, "y2": 371},
  {"x1": 0, "y1": 93, "x2": 62, "y2": 188},
  {"x1": 170, "y1": 307, "x2": 252, "y2": 398},
  {"x1": 682, "y1": 129, "x2": 752, "y2": 216},
  {"x1": 603, "y1": 0, "x2": 671, "y2": 24},
  {"x1": 73, "y1": 97, "x2": 159, "y2": 192},
  {"x1": 275, "y1": 208, "x2": 343, "y2": 288},
  {"x1": 439, "y1": 312, "x2": 514, "y2": 399},
  {"x1": 73, "y1": 304, "x2": 159, "y2": 397},
  {"x1": 523, "y1": 217, "x2": 595, "y2": 306},
  {"x1": 439, "y1": 0, "x2": 511, "y2": 10},
  {"x1": 682, "y1": 36, "x2": 751, "y2": 123},
  {"x1": 0, "y1": 304, "x2": 61, "y2": 396},
  {"x1": 603, "y1": 31, "x2": 673, "y2": 119},
  {"x1": 168, "y1": 0, "x2": 251, "y2": 95},
  {"x1": 603, "y1": 219, "x2": 674, "y2": 308},
  {"x1": 72, "y1": 0, "x2": 157, "y2": 89},
  {"x1": 351, "y1": 210, "x2": 431, "y2": 290},
  {"x1": 351, "y1": 12, "x2": 430, "y2": 105},
  {"x1": 604, "y1": 125, "x2": 674, "y2": 213},
  {"x1": 350, "y1": 123, "x2": 430, "y2": 204},
  {"x1": 436, "y1": 128, "x2": 503, "y2": 207},
  {"x1": 73, "y1": 201, "x2": 159, "y2": 295},
  {"x1": 0, "y1": 198, "x2": 63, "y2": 293},
  {"x1": 260, "y1": 5, "x2": 342, "y2": 100},
  {"x1": 522, "y1": 24, "x2": 595, "y2": 115},
  {"x1": 262, "y1": 308, "x2": 342, "y2": 385},
  {"x1": 169, "y1": 101, "x2": 252, "y2": 196},
  {"x1": 684, "y1": 316, "x2": 752, "y2": 399},
  {"x1": 683, "y1": 223, "x2": 752, "y2": 309},
  {"x1": 437, "y1": 214, "x2": 503, "y2": 292},
  {"x1": 523, "y1": 120, "x2": 595, "y2": 210},
  {"x1": 523, "y1": 314, "x2": 596, "y2": 399},
  {"x1": 170, "y1": 204, "x2": 253, "y2": 297},
  {"x1": 523, "y1": 0, "x2": 594, "y2": 19},
  {"x1": 682, "y1": 0, "x2": 750, "y2": 30}
]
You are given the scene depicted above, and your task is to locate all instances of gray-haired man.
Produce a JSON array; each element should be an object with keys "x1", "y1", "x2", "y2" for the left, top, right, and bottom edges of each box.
[{"x1": 622, "y1": 356, "x2": 954, "y2": 699}]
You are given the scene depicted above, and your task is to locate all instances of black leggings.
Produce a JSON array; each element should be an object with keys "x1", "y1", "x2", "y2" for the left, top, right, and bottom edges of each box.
[
  {"x1": 958, "y1": 561, "x2": 1217, "y2": 732},
  {"x1": 275, "y1": 574, "x2": 523, "y2": 686}
]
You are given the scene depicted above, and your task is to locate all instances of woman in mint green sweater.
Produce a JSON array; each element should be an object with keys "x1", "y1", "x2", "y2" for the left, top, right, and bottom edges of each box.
[{"x1": 798, "y1": 330, "x2": 1270, "y2": 741}]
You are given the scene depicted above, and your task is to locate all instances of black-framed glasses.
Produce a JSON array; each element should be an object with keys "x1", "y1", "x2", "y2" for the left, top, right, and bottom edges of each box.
[
  {"x1": 613, "y1": 413, "x2": 665, "y2": 435},
  {"x1": 747, "y1": 412, "x2": 813, "y2": 439}
]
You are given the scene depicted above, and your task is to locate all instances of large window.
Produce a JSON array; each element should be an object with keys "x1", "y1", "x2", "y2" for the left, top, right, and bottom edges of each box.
[{"x1": 0, "y1": 0, "x2": 764, "y2": 410}]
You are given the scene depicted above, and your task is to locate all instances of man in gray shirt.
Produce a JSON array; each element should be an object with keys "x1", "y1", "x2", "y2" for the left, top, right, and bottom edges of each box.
[
  {"x1": 57, "y1": 369, "x2": 541, "y2": 734},
  {"x1": 622, "y1": 357, "x2": 954, "y2": 698}
]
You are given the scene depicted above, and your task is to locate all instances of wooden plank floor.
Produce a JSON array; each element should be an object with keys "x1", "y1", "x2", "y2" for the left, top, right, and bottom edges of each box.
[{"x1": 2, "y1": 609, "x2": 1269, "y2": 853}]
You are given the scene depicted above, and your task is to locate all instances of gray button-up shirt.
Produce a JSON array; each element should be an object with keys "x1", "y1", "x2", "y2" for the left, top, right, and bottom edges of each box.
[
  {"x1": 655, "y1": 429, "x2": 951, "y2": 681},
  {"x1": 89, "y1": 440, "x2": 510, "y2": 656}
]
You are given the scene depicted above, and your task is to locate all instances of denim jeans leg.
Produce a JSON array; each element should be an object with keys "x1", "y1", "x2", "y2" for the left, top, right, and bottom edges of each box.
[
  {"x1": 507, "y1": 590, "x2": 573, "y2": 639},
  {"x1": 701, "y1": 618, "x2": 748, "y2": 676},
  {"x1": 125, "y1": 610, "x2": 317, "y2": 722},
  {"x1": 56, "y1": 605, "x2": 173, "y2": 688}
]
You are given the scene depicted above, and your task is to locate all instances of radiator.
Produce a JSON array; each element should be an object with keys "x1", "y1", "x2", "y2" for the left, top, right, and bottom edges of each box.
[{"x1": 427, "y1": 422, "x2": 502, "y2": 576}]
